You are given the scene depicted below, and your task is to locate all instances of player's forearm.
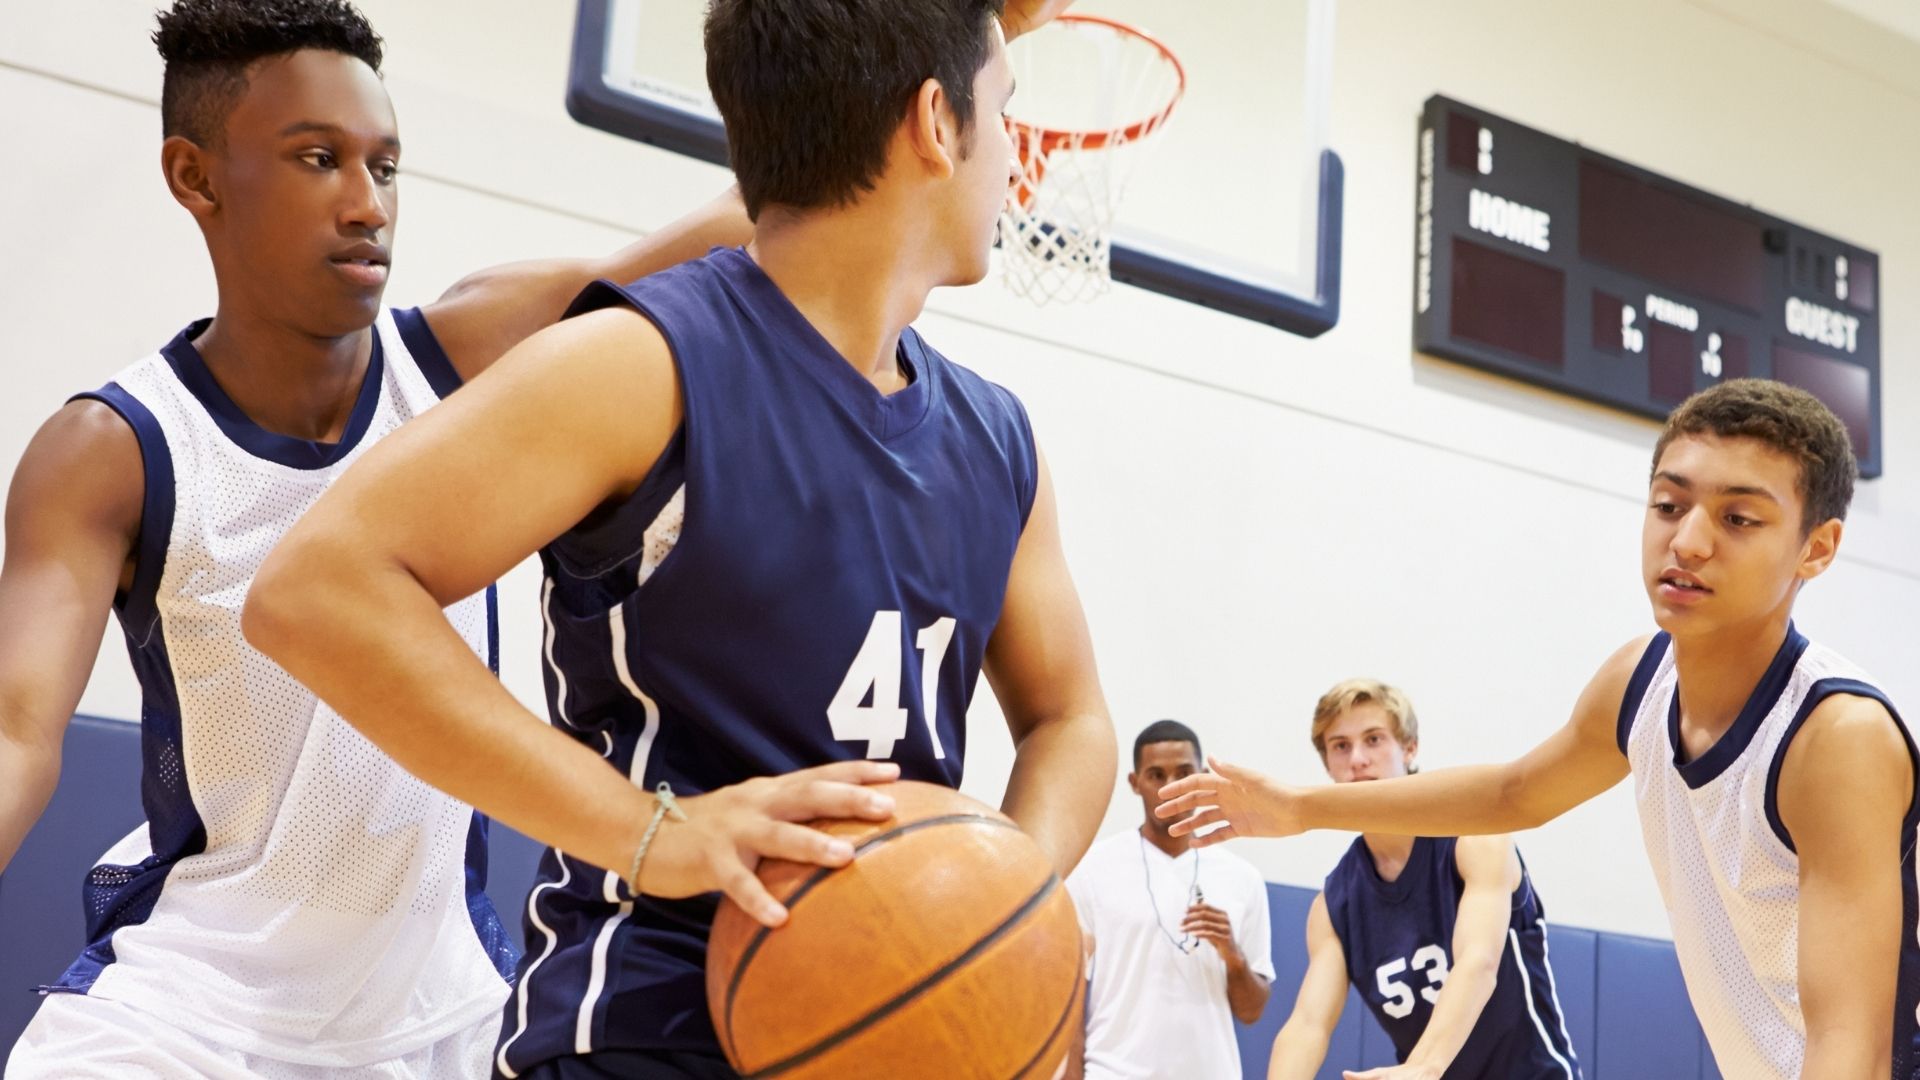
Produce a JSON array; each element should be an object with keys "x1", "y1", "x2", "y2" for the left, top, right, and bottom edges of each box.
[
  {"x1": 244, "y1": 555, "x2": 650, "y2": 877},
  {"x1": 0, "y1": 721, "x2": 61, "y2": 872},
  {"x1": 1223, "y1": 958, "x2": 1271, "y2": 1024},
  {"x1": 1402, "y1": 957, "x2": 1500, "y2": 1074},
  {"x1": 1266, "y1": 1021, "x2": 1333, "y2": 1080},
  {"x1": 1000, "y1": 709, "x2": 1114, "y2": 876},
  {"x1": 1298, "y1": 764, "x2": 1541, "y2": 836}
]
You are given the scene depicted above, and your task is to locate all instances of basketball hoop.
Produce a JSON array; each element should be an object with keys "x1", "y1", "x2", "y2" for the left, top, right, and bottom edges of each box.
[{"x1": 998, "y1": 14, "x2": 1186, "y2": 305}]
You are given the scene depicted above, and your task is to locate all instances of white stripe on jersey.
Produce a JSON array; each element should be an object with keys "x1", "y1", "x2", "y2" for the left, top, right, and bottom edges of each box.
[
  {"x1": 540, "y1": 578, "x2": 575, "y2": 728},
  {"x1": 1534, "y1": 919, "x2": 1579, "y2": 1067},
  {"x1": 497, "y1": 859, "x2": 575, "y2": 1080},
  {"x1": 1508, "y1": 927, "x2": 1575, "y2": 1079},
  {"x1": 573, "y1": 604, "x2": 667, "y2": 1053}
]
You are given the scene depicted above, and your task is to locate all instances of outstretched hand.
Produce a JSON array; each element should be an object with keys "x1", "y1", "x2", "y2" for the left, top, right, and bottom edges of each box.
[
  {"x1": 1154, "y1": 756, "x2": 1301, "y2": 846},
  {"x1": 1003, "y1": 0, "x2": 1077, "y2": 40},
  {"x1": 636, "y1": 760, "x2": 901, "y2": 927}
]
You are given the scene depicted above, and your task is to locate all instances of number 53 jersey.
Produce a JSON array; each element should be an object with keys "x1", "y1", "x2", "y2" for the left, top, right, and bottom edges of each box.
[
  {"x1": 1324, "y1": 836, "x2": 1581, "y2": 1079},
  {"x1": 492, "y1": 248, "x2": 1039, "y2": 1077}
]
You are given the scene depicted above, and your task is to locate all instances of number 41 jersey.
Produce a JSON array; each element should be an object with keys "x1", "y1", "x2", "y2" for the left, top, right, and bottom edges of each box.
[
  {"x1": 491, "y1": 247, "x2": 1039, "y2": 1076},
  {"x1": 1324, "y1": 836, "x2": 1581, "y2": 1079}
]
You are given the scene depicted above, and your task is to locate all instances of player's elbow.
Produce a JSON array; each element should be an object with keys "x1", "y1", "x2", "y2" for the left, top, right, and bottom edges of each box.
[
  {"x1": 1452, "y1": 949, "x2": 1504, "y2": 991},
  {"x1": 1269, "y1": 1018, "x2": 1333, "y2": 1070},
  {"x1": 1495, "y1": 766, "x2": 1552, "y2": 830},
  {"x1": 242, "y1": 532, "x2": 344, "y2": 670}
]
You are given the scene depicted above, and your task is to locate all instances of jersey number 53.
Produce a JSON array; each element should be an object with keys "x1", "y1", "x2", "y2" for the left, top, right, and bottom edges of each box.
[{"x1": 1376, "y1": 944, "x2": 1451, "y2": 1019}]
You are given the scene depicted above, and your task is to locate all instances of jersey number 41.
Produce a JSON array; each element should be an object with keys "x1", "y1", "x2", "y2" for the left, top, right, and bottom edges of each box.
[{"x1": 828, "y1": 611, "x2": 957, "y2": 760}]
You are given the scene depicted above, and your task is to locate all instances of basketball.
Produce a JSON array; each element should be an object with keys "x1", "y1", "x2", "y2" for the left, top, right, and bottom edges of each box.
[{"x1": 705, "y1": 781, "x2": 1084, "y2": 1079}]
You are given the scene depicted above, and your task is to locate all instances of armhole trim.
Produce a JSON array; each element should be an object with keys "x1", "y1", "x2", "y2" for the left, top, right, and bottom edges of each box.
[
  {"x1": 1763, "y1": 678, "x2": 1910, "y2": 853},
  {"x1": 1617, "y1": 632, "x2": 1672, "y2": 755},
  {"x1": 69, "y1": 385, "x2": 174, "y2": 641},
  {"x1": 393, "y1": 307, "x2": 463, "y2": 400}
]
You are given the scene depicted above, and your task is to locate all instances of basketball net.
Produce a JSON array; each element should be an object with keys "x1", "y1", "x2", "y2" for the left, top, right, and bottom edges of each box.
[{"x1": 998, "y1": 15, "x2": 1185, "y2": 305}]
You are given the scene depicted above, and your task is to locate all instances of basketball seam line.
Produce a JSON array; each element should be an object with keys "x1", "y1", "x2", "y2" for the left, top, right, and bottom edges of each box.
[
  {"x1": 722, "y1": 813, "x2": 1019, "y2": 1065},
  {"x1": 742, "y1": 871, "x2": 1062, "y2": 1079},
  {"x1": 1007, "y1": 951, "x2": 1083, "y2": 1080},
  {"x1": 727, "y1": 825, "x2": 1062, "y2": 1077}
]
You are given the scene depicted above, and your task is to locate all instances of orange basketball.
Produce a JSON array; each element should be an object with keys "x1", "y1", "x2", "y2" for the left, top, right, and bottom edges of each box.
[{"x1": 705, "y1": 781, "x2": 1084, "y2": 1079}]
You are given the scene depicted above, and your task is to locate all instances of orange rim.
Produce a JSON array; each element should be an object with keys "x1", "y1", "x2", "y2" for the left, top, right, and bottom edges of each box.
[{"x1": 1006, "y1": 13, "x2": 1187, "y2": 157}]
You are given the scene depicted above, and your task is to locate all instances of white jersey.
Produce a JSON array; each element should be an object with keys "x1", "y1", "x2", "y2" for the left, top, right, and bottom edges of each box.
[
  {"x1": 1067, "y1": 827, "x2": 1275, "y2": 1080},
  {"x1": 41, "y1": 310, "x2": 514, "y2": 1066},
  {"x1": 1620, "y1": 626, "x2": 1919, "y2": 1079}
]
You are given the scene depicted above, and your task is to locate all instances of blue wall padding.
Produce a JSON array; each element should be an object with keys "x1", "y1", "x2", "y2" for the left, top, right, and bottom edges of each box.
[
  {"x1": 1593, "y1": 931, "x2": 1706, "y2": 1080},
  {"x1": 1237, "y1": 882, "x2": 1380, "y2": 1078},
  {"x1": 2, "y1": 720, "x2": 1738, "y2": 1077},
  {"x1": 484, "y1": 821, "x2": 548, "y2": 959}
]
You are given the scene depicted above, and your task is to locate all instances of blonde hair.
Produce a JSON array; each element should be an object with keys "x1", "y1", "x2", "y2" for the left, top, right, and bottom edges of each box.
[{"x1": 1311, "y1": 678, "x2": 1420, "y2": 773}]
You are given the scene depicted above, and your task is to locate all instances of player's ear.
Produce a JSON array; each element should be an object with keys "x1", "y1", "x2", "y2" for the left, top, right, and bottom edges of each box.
[
  {"x1": 904, "y1": 77, "x2": 959, "y2": 180},
  {"x1": 162, "y1": 135, "x2": 219, "y2": 221},
  {"x1": 1796, "y1": 517, "x2": 1843, "y2": 582}
]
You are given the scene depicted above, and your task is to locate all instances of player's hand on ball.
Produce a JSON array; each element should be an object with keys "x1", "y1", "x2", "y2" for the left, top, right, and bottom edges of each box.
[
  {"x1": 1154, "y1": 756, "x2": 1299, "y2": 845},
  {"x1": 635, "y1": 760, "x2": 900, "y2": 927}
]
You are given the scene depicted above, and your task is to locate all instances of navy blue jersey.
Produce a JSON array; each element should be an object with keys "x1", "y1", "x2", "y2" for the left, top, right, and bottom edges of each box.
[
  {"x1": 1324, "y1": 837, "x2": 1580, "y2": 1079},
  {"x1": 492, "y1": 248, "x2": 1039, "y2": 1075}
]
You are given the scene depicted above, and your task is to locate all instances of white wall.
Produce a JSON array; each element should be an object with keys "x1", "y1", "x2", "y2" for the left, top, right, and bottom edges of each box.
[{"x1": 2, "y1": 0, "x2": 1915, "y2": 939}]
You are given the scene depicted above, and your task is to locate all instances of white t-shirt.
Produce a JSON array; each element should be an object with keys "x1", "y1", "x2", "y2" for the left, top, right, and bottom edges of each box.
[{"x1": 1068, "y1": 828, "x2": 1276, "y2": 1080}]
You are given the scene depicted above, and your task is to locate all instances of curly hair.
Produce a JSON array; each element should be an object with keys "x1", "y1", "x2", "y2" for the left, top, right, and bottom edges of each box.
[
  {"x1": 1652, "y1": 379, "x2": 1856, "y2": 533},
  {"x1": 153, "y1": 0, "x2": 384, "y2": 146}
]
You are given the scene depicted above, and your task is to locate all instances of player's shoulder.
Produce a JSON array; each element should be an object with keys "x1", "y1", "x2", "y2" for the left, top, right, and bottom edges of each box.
[
  {"x1": 1775, "y1": 687, "x2": 1908, "y2": 850},
  {"x1": 9, "y1": 397, "x2": 145, "y2": 537},
  {"x1": 921, "y1": 335, "x2": 1028, "y2": 416},
  {"x1": 1795, "y1": 689, "x2": 1901, "y2": 755}
]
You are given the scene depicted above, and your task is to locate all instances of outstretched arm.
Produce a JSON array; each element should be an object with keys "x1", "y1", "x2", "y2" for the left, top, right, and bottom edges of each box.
[
  {"x1": 1156, "y1": 637, "x2": 1649, "y2": 844},
  {"x1": 422, "y1": 186, "x2": 754, "y2": 380},
  {"x1": 1268, "y1": 894, "x2": 1350, "y2": 1080},
  {"x1": 245, "y1": 308, "x2": 893, "y2": 926},
  {"x1": 0, "y1": 403, "x2": 142, "y2": 871},
  {"x1": 984, "y1": 451, "x2": 1115, "y2": 876},
  {"x1": 1346, "y1": 835, "x2": 1523, "y2": 1080},
  {"x1": 1784, "y1": 692, "x2": 1911, "y2": 1078}
]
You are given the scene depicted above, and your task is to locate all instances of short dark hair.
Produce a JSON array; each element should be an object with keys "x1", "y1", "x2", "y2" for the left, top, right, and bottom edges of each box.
[
  {"x1": 1652, "y1": 379, "x2": 1856, "y2": 533},
  {"x1": 154, "y1": 0, "x2": 384, "y2": 147},
  {"x1": 1133, "y1": 720, "x2": 1202, "y2": 770},
  {"x1": 705, "y1": 0, "x2": 1007, "y2": 219}
]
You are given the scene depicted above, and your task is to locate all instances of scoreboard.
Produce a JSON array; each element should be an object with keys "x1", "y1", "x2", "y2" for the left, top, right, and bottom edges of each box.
[{"x1": 1413, "y1": 95, "x2": 1883, "y2": 478}]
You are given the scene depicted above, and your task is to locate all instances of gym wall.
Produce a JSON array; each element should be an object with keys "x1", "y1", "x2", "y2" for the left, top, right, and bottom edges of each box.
[{"x1": 1, "y1": 0, "x2": 1915, "y2": 945}]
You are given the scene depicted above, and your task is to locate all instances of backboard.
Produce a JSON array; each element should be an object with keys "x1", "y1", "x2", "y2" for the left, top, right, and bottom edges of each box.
[{"x1": 566, "y1": 0, "x2": 1343, "y2": 336}]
